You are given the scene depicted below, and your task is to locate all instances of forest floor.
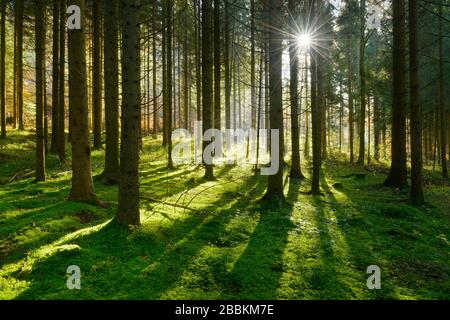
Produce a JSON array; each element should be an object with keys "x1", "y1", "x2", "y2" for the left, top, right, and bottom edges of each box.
[{"x1": 0, "y1": 130, "x2": 449, "y2": 300}]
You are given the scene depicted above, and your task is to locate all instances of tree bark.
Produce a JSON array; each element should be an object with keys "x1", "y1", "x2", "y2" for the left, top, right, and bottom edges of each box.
[
  {"x1": 50, "y1": 0, "x2": 60, "y2": 155},
  {"x1": 0, "y1": 0, "x2": 6, "y2": 139},
  {"x1": 102, "y1": 0, "x2": 120, "y2": 185},
  {"x1": 409, "y1": 0, "x2": 424, "y2": 205},
  {"x1": 288, "y1": 0, "x2": 304, "y2": 180},
  {"x1": 35, "y1": 0, "x2": 46, "y2": 181},
  {"x1": 58, "y1": 0, "x2": 66, "y2": 161},
  {"x1": 152, "y1": 0, "x2": 159, "y2": 136},
  {"x1": 202, "y1": 0, "x2": 214, "y2": 180},
  {"x1": 438, "y1": 4, "x2": 448, "y2": 178},
  {"x1": 213, "y1": 0, "x2": 221, "y2": 130},
  {"x1": 68, "y1": 0, "x2": 97, "y2": 202},
  {"x1": 117, "y1": 0, "x2": 141, "y2": 226},
  {"x1": 384, "y1": 0, "x2": 408, "y2": 188},
  {"x1": 348, "y1": 39, "x2": 354, "y2": 163},
  {"x1": 357, "y1": 0, "x2": 366, "y2": 164},
  {"x1": 224, "y1": 0, "x2": 231, "y2": 130},
  {"x1": 263, "y1": 0, "x2": 284, "y2": 201},
  {"x1": 16, "y1": 0, "x2": 24, "y2": 131},
  {"x1": 92, "y1": 0, "x2": 102, "y2": 149},
  {"x1": 166, "y1": 0, "x2": 173, "y2": 169},
  {"x1": 311, "y1": 0, "x2": 322, "y2": 194}
]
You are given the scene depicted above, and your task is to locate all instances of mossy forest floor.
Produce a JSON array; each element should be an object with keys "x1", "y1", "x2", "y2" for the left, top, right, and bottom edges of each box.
[{"x1": 0, "y1": 130, "x2": 449, "y2": 299}]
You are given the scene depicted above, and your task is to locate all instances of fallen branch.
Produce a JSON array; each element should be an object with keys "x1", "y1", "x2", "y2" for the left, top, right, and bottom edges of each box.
[
  {"x1": 140, "y1": 195, "x2": 198, "y2": 212},
  {"x1": 1, "y1": 169, "x2": 35, "y2": 185}
]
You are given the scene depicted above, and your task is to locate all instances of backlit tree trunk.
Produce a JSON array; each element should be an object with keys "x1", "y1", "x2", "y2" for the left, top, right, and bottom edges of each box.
[
  {"x1": 35, "y1": 0, "x2": 46, "y2": 181},
  {"x1": 263, "y1": 0, "x2": 284, "y2": 201}
]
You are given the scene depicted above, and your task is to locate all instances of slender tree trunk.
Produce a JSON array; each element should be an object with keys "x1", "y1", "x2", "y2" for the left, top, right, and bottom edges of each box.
[
  {"x1": 224, "y1": 0, "x2": 231, "y2": 130},
  {"x1": 13, "y1": 12, "x2": 17, "y2": 129},
  {"x1": 304, "y1": 53, "x2": 310, "y2": 159},
  {"x1": 357, "y1": 0, "x2": 366, "y2": 164},
  {"x1": 373, "y1": 93, "x2": 380, "y2": 161},
  {"x1": 162, "y1": 0, "x2": 167, "y2": 146},
  {"x1": 213, "y1": 0, "x2": 221, "y2": 131},
  {"x1": 152, "y1": 0, "x2": 158, "y2": 136},
  {"x1": 16, "y1": 0, "x2": 24, "y2": 131},
  {"x1": 35, "y1": 0, "x2": 46, "y2": 181},
  {"x1": 117, "y1": 0, "x2": 141, "y2": 226},
  {"x1": 384, "y1": 0, "x2": 408, "y2": 188},
  {"x1": 166, "y1": 0, "x2": 173, "y2": 169},
  {"x1": 311, "y1": 0, "x2": 322, "y2": 194},
  {"x1": 68, "y1": 0, "x2": 97, "y2": 202},
  {"x1": 339, "y1": 81, "x2": 343, "y2": 153},
  {"x1": 0, "y1": 0, "x2": 6, "y2": 139},
  {"x1": 250, "y1": 0, "x2": 256, "y2": 129},
  {"x1": 438, "y1": 4, "x2": 448, "y2": 178},
  {"x1": 288, "y1": 0, "x2": 304, "y2": 179},
  {"x1": 102, "y1": 0, "x2": 119, "y2": 185},
  {"x1": 58, "y1": 0, "x2": 66, "y2": 161},
  {"x1": 409, "y1": 0, "x2": 424, "y2": 205},
  {"x1": 348, "y1": 40, "x2": 354, "y2": 163},
  {"x1": 51, "y1": 0, "x2": 60, "y2": 154},
  {"x1": 195, "y1": 0, "x2": 201, "y2": 122},
  {"x1": 263, "y1": 0, "x2": 284, "y2": 201},
  {"x1": 202, "y1": 0, "x2": 214, "y2": 179},
  {"x1": 92, "y1": 0, "x2": 102, "y2": 149},
  {"x1": 183, "y1": 1, "x2": 189, "y2": 130}
]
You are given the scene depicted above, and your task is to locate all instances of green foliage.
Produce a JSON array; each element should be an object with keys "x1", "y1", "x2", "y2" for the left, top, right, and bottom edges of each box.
[{"x1": 0, "y1": 131, "x2": 449, "y2": 300}]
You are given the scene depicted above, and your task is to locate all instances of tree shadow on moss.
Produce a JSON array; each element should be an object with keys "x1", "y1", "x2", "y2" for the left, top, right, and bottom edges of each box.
[{"x1": 13, "y1": 173, "x2": 266, "y2": 299}]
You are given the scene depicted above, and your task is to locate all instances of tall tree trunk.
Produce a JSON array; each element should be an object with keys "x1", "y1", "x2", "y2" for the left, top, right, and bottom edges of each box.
[
  {"x1": 202, "y1": 0, "x2": 214, "y2": 180},
  {"x1": 409, "y1": 0, "x2": 424, "y2": 205},
  {"x1": 348, "y1": 39, "x2": 354, "y2": 163},
  {"x1": 162, "y1": 0, "x2": 167, "y2": 146},
  {"x1": 438, "y1": 4, "x2": 448, "y2": 178},
  {"x1": 102, "y1": 0, "x2": 119, "y2": 185},
  {"x1": 263, "y1": 0, "x2": 284, "y2": 201},
  {"x1": 250, "y1": 0, "x2": 256, "y2": 129},
  {"x1": 35, "y1": 0, "x2": 46, "y2": 181},
  {"x1": 213, "y1": 0, "x2": 221, "y2": 130},
  {"x1": 13, "y1": 12, "x2": 17, "y2": 129},
  {"x1": 166, "y1": 0, "x2": 173, "y2": 169},
  {"x1": 92, "y1": 0, "x2": 102, "y2": 149},
  {"x1": 224, "y1": 0, "x2": 231, "y2": 130},
  {"x1": 183, "y1": 1, "x2": 189, "y2": 130},
  {"x1": 0, "y1": 0, "x2": 6, "y2": 139},
  {"x1": 357, "y1": 0, "x2": 366, "y2": 164},
  {"x1": 339, "y1": 81, "x2": 343, "y2": 153},
  {"x1": 311, "y1": 0, "x2": 322, "y2": 194},
  {"x1": 384, "y1": 0, "x2": 408, "y2": 188},
  {"x1": 58, "y1": 0, "x2": 66, "y2": 161},
  {"x1": 152, "y1": 0, "x2": 159, "y2": 136},
  {"x1": 50, "y1": 0, "x2": 60, "y2": 154},
  {"x1": 288, "y1": 0, "x2": 304, "y2": 180},
  {"x1": 195, "y1": 0, "x2": 201, "y2": 122},
  {"x1": 304, "y1": 53, "x2": 310, "y2": 159},
  {"x1": 16, "y1": 0, "x2": 24, "y2": 130},
  {"x1": 68, "y1": 0, "x2": 97, "y2": 202},
  {"x1": 117, "y1": 0, "x2": 141, "y2": 226},
  {"x1": 373, "y1": 93, "x2": 380, "y2": 161}
]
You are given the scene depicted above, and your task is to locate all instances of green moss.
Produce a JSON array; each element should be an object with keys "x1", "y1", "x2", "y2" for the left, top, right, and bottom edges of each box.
[{"x1": 0, "y1": 130, "x2": 449, "y2": 300}]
